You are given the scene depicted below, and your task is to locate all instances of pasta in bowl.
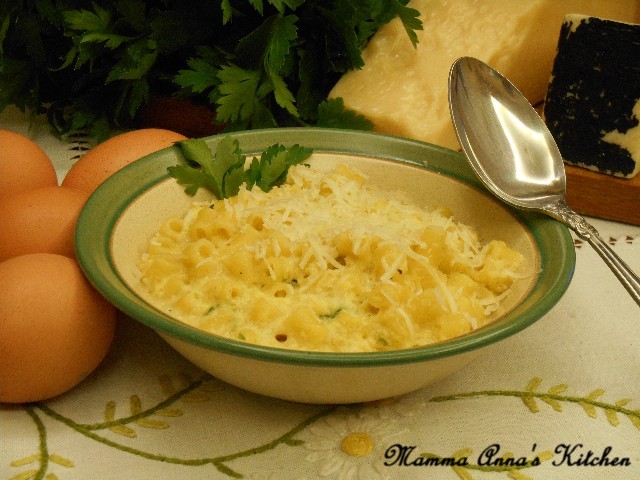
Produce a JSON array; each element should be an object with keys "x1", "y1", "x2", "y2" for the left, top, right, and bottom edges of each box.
[
  {"x1": 76, "y1": 129, "x2": 575, "y2": 404},
  {"x1": 138, "y1": 162, "x2": 525, "y2": 353}
]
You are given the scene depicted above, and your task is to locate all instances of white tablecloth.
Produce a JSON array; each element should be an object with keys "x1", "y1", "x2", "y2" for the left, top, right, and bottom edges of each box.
[{"x1": 2, "y1": 107, "x2": 639, "y2": 480}]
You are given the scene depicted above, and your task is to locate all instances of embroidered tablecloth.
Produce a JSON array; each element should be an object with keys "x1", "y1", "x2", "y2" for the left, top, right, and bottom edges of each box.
[{"x1": 1, "y1": 107, "x2": 639, "y2": 480}]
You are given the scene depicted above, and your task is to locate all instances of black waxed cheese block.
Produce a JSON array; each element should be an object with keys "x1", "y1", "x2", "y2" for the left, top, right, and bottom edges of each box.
[{"x1": 544, "y1": 14, "x2": 640, "y2": 178}]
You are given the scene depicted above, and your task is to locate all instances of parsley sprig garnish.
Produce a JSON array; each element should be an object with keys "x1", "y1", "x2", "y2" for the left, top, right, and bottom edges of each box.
[{"x1": 168, "y1": 136, "x2": 313, "y2": 199}]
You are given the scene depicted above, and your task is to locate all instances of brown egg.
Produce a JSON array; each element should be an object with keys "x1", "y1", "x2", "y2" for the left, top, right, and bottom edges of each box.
[
  {"x1": 0, "y1": 186, "x2": 87, "y2": 261},
  {"x1": 0, "y1": 253, "x2": 117, "y2": 403},
  {"x1": 0, "y1": 130, "x2": 58, "y2": 197},
  {"x1": 62, "y1": 128, "x2": 187, "y2": 194}
]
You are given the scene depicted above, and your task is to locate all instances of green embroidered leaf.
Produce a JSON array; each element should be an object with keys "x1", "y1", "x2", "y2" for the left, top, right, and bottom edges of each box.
[
  {"x1": 521, "y1": 396, "x2": 539, "y2": 413},
  {"x1": 525, "y1": 377, "x2": 542, "y2": 393},
  {"x1": 586, "y1": 388, "x2": 605, "y2": 401},
  {"x1": 109, "y1": 424, "x2": 137, "y2": 438},
  {"x1": 615, "y1": 398, "x2": 632, "y2": 407},
  {"x1": 538, "y1": 451, "x2": 555, "y2": 462},
  {"x1": 579, "y1": 401, "x2": 598, "y2": 418},
  {"x1": 10, "y1": 454, "x2": 40, "y2": 467},
  {"x1": 453, "y1": 448, "x2": 473, "y2": 459},
  {"x1": 11, "y1": 468, "x2": 38, "y2": 480},
  {"x1": 541, "y1": 397, "x2": 563, "y2": 412},
  {"x1": 104, "y1": 401, "x2": 116, "y2": 421},
  {"x1": 630, "y1": 411, "x2": 640, "y2": 429},
  {"x1": 507, "y1": 470, "x2": 535, "y2": 480},
  {"x1": 135, "y1": 418, "x2": 170, "y2": 429},
  {"x1": 130, "y1": 395, "x2": 142, "y2": 415},
  {"x1": 547, "y1": 383, "x2": 568, "y2": 395},
  {"x1": 452, "y1": 465, "x2": 474, "y2": 480},
  {"x1": 49, "y1": 454, "x2": 74, "y2": 468},
  {"x1": 605, "y1": 408, "x2": 619, "y2": 427}
]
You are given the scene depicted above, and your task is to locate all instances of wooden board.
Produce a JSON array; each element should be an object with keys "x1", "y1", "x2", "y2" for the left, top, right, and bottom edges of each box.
[{"x1": 565, "y1": 164, "x2": 640, "y2": 226}]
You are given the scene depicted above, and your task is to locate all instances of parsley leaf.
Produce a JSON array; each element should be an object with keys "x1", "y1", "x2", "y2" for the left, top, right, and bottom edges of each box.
[
  {"x1": 63, "y1": 4, "x2": 110, "y2": 35},
  {"x1": 169, "y1": 138, "x2": 222, "y2": 197},
  {"x1": 220, "y1": 0, "x2": 234, "y2": 25},
  {"x1": 174, "y1": 57, "x2": 221, "y2": 96},
  {"x1": 316, "y1": 98, "x2": 373, "y2": 130},
  {"x1": 263, "y1": 14, "x2": 297, "y2": 74},
  {"x1": 63, "y1": 4, "x2": 134, "y2": 51},
  {"x1": 216, "y1": 65, "x2": 261, "y2": 124},
  {"x1": 270, "y1": 72, "x2": 298, "y2": 117},
  {"x1": 169, "y1": 135, "x2": 312, "y2": 199},
  {"x1": 211, "y1": 136, "x2": 246, "y2": 197},
  {"x1": 391, "y1": 0, "x2": 423, "y2": 48},
  {"x1": 255, "y1": 144, "x2": 289, "y2": 191},
  {"x1": 171, "y1": 136, "x2": 246, "y2": 199},
  {"x1": 250, "y1": 142, "x2": 312, "y2": 191},
  {"x1": 218, "y1": 13, "x2": 300, "y2": 126},
  {"x1": 106, "y1": 39, "x2": 158, "y2": 83}
]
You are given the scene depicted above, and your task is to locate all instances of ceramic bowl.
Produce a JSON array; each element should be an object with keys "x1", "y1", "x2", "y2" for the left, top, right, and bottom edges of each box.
[{"x1": 76, "y1": 128, "x2": 575, "y2": 404}]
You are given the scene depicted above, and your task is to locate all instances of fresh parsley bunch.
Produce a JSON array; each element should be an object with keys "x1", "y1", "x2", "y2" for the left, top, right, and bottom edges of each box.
[{"x1": 0, "y1": 1, "x2": 421, "y2": 141}]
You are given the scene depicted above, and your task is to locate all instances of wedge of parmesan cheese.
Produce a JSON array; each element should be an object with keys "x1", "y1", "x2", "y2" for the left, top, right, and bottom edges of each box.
[{"x1": 328, "y1": 0, "x2": 640, "y2": 150}]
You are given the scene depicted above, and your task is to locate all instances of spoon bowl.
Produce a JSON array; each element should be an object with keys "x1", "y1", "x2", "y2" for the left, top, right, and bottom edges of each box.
[{"x1": 449, "y1": 56, "x2": 640, "y2": 307}]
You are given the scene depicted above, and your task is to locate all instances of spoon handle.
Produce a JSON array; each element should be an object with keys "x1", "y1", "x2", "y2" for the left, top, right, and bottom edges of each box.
[
  {"x1": 549, "y1": 202, "x2": 640, "y2": 307},
  {"x1": 585, "y1": 234, "x2": 640, "y2": 307}
]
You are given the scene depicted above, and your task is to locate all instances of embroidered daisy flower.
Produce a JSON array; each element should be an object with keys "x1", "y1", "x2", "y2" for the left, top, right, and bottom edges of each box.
[{"x1": 304, "y1": 408, "x2": 402, "y2": 480}]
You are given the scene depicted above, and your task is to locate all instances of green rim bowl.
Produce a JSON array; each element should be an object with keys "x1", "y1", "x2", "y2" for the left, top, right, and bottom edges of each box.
[{"x1": 76, "y1": 128, "x2": 575, "y2": 404}]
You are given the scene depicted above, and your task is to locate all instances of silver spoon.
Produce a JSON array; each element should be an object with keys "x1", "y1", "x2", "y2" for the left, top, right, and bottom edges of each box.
[{"x1": 448, "y1": 56, "x2": 640, "y2": 307}]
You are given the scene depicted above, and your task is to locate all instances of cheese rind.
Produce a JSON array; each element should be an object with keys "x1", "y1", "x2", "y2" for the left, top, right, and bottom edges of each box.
[
  {"x1": 328, "y1": 0, "x2": 640, "y2": 150},
  {"x1": 544, "y1": 15, "x2": 640, "y2": 178}
]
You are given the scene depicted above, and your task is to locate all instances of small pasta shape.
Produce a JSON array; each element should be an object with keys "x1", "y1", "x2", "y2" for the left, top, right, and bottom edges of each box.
[
  {"x1": 183, "y1": 238, "x2": 215, "y2": 267},
  {"x1": 159, "y1": 218, "x2": 185, "y2": 240}
]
